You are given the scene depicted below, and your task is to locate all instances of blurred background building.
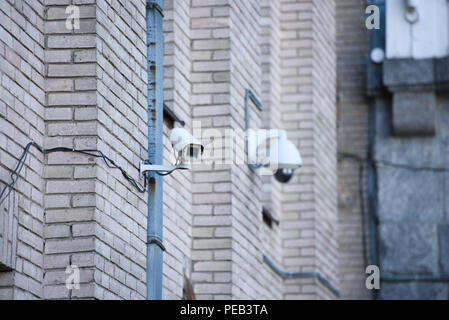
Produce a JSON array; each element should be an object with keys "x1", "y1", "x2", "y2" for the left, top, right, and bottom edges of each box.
[
  {"x1": 338, "y1": 0, "x2": 449, "y2": 299},
  {"x1": 0, "y1": 0, "x2": 447, "y2": 300}
]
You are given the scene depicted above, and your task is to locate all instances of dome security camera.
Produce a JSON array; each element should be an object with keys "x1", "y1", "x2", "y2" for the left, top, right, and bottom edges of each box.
[
  {"x1": 247, "y1": 129, "x2": 302, "y2": 183},
  {"x1": 140, "y1": 128, "x2": 204, "y2": 178},
  {"x1": 267, "y1": 136, "x2": 302, "y2": 183}
]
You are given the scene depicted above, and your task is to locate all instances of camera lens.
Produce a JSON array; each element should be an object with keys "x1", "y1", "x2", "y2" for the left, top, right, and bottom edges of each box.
[{"x1": 274, "y1": 168, "x2": 294, "y2": 183}]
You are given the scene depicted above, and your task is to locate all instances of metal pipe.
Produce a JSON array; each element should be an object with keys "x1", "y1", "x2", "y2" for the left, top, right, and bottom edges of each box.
[
  {"x1": 263, "y1": 255, "x2": 340, "y2": 298},
  {"x1": 366, "y1": 0, "x2": 385, "y2": 300},
  {"x1": 367, "y1": 99, "x2": 380, "y2": 300},
  {"x1": 367, "y1": 100, "x2": 379, "y2": 269},
  {"x1": 146, "y1": 0, "x2": 164, "y2": 300}
]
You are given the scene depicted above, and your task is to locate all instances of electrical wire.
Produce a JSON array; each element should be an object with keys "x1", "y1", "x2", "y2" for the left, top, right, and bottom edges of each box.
[
  {"x1": 154, "y1": 168, "x2": 178, "y2": 176},
  {"x1": 0, "y1": 142, "x2": 38, "y2": 206},
  {"x1": 40, "y1": 146, "x2": 147, "y2": 193},
  {"x1": 0, "y1": 141, "x2": 147, "y2": 207},
  {"x1": 338, "y1": 152, "x2": 369, "y2": 267},
  {"x1": 154, "y1": 153, "x2": 184, "y2": 176}
]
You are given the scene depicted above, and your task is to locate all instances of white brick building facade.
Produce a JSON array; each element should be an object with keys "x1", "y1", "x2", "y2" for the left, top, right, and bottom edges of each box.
[{"x1": 0, "y1": 0, "x2": 344, "y2": 300}]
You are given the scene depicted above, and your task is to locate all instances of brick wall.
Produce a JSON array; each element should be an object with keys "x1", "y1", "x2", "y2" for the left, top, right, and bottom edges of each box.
[
  {"x1": 335, "y1": 0, "x2": 371, "y2": 300},
  {"x1": 1, "y1": 0, "x2": 149, "y2": 300},
  {"x1": 0, "y1": 0, "x2": 46, "y2": 299},
  {"x1": 259, "y1": 0, "x2": 284, "y2": 299},
  {"x1": 189, "y1": 0, "x2": 233, "y2": 300},
  {"x1": 94, "y1": 0, "x2": 148, "y2": 299},
  {"x1": 43, "y1": 0, "x2": 98, "y2": 300},
  {"x1": 189, "y1": 0, "x2": 286, "y2": 300},
  {"x1": 161, "y1": 0, "x2": 194, "y2": 299},
  {"x1": 310, "y1": 0, "x2": 338, "y2": 300},
  {"x1": 279, "y1": 0, "x2": 338, "y2": 299},
  {"x1": 229, "y1": 0, "x2": 266, "y2": 299},
  {"x1": 188, "y1": 0, "x2": 341, "y2": 300}
]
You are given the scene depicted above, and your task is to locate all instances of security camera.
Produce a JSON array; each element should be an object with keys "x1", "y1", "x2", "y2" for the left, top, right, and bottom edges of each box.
[
  {"x1": 169, "y1": 128, "x2": 204, "y2": 165},
  {"x1": 140, "y1": 128, "x2": 203, "y2": 178},
  {"x1": 247, "y1": 129, "x2": 302, "y2": 183}
]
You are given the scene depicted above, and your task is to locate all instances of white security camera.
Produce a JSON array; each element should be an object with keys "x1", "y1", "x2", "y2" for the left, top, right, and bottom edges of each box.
[
  {"x1": 247, "y1": 129, "x2": 302, "y2": 183},
  {"x1": 169, "y1": 128, "x2": 204, "y2": 165},
  {"x1": 140, "y1": 128, "x2": 203, "y2": 178}
]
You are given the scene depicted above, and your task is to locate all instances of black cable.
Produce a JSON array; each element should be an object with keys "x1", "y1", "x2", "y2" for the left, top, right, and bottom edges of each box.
[
  {"x1": 0, "y1": 142, "x2": 38, "y2": 206},
  {"x1": 152, "y1": 156, "x2": 187, "y2": 176},
  {"x1": 40, "y1": 146, "x2": 146, "y2": 193},
  {"x1": 0, "y1": 141, "x2": 146, "y2": 207},
  {"x1": 155, "y1": 168, "x2": 179, "y2": 176},
  {"x1": 338, "y1": 152, "x2": 369, "y2": 268}
]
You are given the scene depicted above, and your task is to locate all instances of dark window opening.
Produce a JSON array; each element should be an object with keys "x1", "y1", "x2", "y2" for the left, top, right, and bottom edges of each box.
[
  {"x1": 163, "y1": 103, "x2": 185, "y2": 129},
  {"x1": 262, "y1": 206, "x2": 279, "y2": 228}
]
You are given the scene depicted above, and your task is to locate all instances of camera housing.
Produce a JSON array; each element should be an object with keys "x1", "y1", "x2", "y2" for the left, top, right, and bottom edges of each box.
[
  {"x1": 140, "y1": 128, "x2": 204, "y2": 178},
  {"x1": 247, "y1": 129, "x2": 302, "y2": 183},
  {"x1": 169, "y1": 128, "x2": 204, "y2": 165}
]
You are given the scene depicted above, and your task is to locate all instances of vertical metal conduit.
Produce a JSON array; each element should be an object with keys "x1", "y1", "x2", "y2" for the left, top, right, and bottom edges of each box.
[{"x1": 146, "y1": 0, "x2": 164, "y2": 300}]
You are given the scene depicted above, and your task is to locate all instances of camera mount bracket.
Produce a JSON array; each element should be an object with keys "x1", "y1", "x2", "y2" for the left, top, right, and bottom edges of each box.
[{"x1": 139, "y1": 160, "x2": 189, "y2": 178}]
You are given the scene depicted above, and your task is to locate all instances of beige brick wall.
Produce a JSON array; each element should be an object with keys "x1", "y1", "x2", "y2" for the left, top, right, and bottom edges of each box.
[
  {"x1": 1, "y1": 0, "x2": 149, "y2": 300},
  {"x1": 0, "y1": 0, "x2": 46, "y2": 299},
  {"x1": 94, "y1": 0, "x2": 148, "y2": 299},
  {"x1": 161, "y1": 0, "x2": 194, "y2": 299},
  {"x1": 187, "y1": 0, "x2": 341, "y2": 300},
  {"x1": 228, "y1": 0, "x2": 265, "y2": 299},
  {"x1": 310, "y1": 0, "x2": 338, "y2": 300},
  {"x1": 279, "y1": 0, "x2": 338, "y2": 299},
  {"x1": 280, "y1": 3, "x2": 317, "y2": 298},
  {"x1": 336, "y1": 0, "x2": 371, "y2": 300},
  {"x1": 259, "y1": 0, "x2": 284, "y2": 299},
  {"x1": 43, "y1": 0, "x2": 98, "y2": 300},
  {"x1": 190, "y1": 0, "x2": 233, "y2": 300},
  {"x1": 188, "y1": 0, "x2": 286, "y2": 300}
]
